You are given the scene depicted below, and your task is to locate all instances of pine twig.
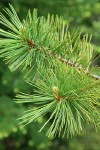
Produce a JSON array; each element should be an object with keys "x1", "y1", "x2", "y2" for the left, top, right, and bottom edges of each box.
[
  {"x1": 26, "y1": 39, "x2": 100, "y2": 80},
  {"x1": 49, "y1": 52, "x2": 100, "y2": 80},
  {"x1": 0, "y1": 5, "x2": 100, "y2": 138}
]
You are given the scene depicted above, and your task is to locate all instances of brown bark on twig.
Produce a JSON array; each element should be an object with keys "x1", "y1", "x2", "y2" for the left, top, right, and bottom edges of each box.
[{"x1": 26, "y1": 40, "x2": 100, "y2": 80}]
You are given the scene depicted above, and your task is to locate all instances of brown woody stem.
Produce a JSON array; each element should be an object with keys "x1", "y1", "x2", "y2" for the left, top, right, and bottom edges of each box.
[
  {"x1": 48, "y1": 51, "x2": 100, "y2": 80},
  {"x1": 26, "y1": 40, "x2": 100, "y2": 80}
]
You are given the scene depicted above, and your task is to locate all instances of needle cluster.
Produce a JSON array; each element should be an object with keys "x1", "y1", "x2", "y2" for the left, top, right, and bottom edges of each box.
[{"x1": 0, "y1": 5, "x2": 100, "y2": 138}]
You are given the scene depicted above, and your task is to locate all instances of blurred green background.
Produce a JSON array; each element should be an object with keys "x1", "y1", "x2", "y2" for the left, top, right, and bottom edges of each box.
[{"x1": 0, "y1": 0, "x2": 100, "y2": 150}]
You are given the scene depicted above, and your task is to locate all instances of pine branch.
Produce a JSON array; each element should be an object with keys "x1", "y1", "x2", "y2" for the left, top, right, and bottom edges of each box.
[
  {"x1": 0, "y1": 5, "x2": 100, "y2": 138},
  {"x1": 48, "y1": 51, "x2": 100, "y2": 80},
  {"x1": 25, "y1": 39, "x2": 100, "y2": 80},
  {"x1": 0, "y1": 6, "x2": 96, "y2": 74},
  {"x1": 16, "y1": 64, "x2": 100, "y2": 138}
]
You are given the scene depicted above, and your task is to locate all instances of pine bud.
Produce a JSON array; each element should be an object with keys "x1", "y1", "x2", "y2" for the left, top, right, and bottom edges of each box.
[
  {"x1": 52, "y1": 86, "x2": 59, "y2": 99},
  {"x1": 19, "y1": 27, "x2": 25, "y2": 34}
]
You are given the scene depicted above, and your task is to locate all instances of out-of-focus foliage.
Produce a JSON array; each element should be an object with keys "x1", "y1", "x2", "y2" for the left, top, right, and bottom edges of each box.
[
  {"x1": 0, "y1": 0, "x2": 100, "y2": 149},
  {"x1": 0, "y1": 60, "x2": 51, "y2": 150}
]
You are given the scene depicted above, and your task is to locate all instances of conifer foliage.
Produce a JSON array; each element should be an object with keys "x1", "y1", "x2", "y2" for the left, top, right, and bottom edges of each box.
[{"x1": 0, "y1": 4, "x2": 100, "y2": 138}]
